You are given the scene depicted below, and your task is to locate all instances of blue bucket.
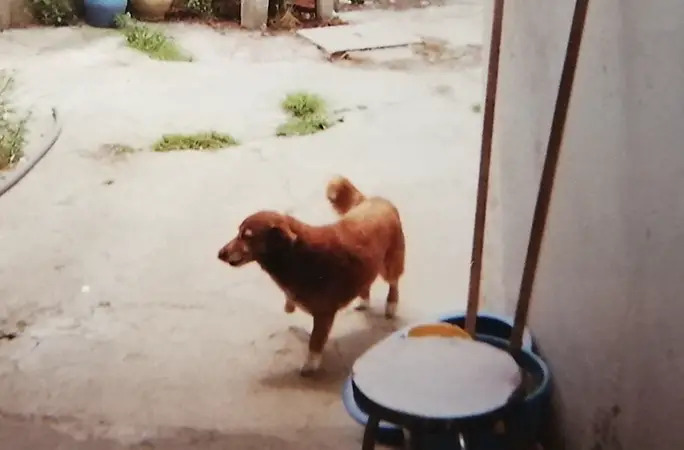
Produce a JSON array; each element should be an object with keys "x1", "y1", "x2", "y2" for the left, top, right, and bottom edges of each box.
[
  {"x1": 341, "y1": 376, "x2": 405, "y2": 446},
  {"x1": 341, "y1": 314, "x2": 549, "y2": 448},
  {"x1": 396, "y1": 335, "x2": 551, "y2": 450},
  {"x1": 437, "y1": 311, "x2": 537, "y2": 353},
  {"x1": 84, "y1": 0, "x2": 128, "y2": 28},
  {"x1": 468, "y1": 335, "x2": 552, "y2": 449}
]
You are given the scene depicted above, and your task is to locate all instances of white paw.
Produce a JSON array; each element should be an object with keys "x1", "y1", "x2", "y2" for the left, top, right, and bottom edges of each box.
[
  {"x1": 354, "y1": 298, "x2": 370, "y2": 311},
  {"x1": 300, "y1": 352, "x2": 322, "y2": 377},
  {"x1": 385, "y1": 302, "x2": 397, "y2": 319}
]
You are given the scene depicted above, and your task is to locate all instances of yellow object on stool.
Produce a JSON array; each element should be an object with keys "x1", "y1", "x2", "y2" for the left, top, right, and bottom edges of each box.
[{"x1": 407, "y1": 323, "x2": 472, "y2": 339}]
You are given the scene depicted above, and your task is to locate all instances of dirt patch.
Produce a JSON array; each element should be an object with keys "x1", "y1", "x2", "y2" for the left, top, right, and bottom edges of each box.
[
  {"x1": 0, "y1": 411, "x2": 347, "y2": 450},
  {"x1": 84, "y1": 144, "x2": 142, "y2": 163},
  {"x1": 330, "y1": 42, "x2": 481, "y2": 71},
  {"x1": 337, "y1": 0, "x2": 447, "y2": 12},
  {"x1": 0, "y1": 319, "x2": 26, "y2": 342}
]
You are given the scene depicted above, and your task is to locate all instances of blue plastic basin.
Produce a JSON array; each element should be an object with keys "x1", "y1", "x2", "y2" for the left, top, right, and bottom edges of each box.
[
  {"x1": 84, "y1": 0, "x2": 128, "y2": 28},
  {"x1": 437, "y1": 311, "x2": 537, "y2": 353},
  {"x1": 468, "y1": 335, "x2": 552, "y2": 449},
  {"x1": 341, "y1": 376, "x2": 405, "y2": 446},
  {"x1": 341, "y1": 313, "x2": 547, "y2": 448}
]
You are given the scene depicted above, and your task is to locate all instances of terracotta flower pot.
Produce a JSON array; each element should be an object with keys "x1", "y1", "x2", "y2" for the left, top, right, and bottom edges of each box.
[{"x1": 130, "y1": 0, "x2": 173, "y2": 20}]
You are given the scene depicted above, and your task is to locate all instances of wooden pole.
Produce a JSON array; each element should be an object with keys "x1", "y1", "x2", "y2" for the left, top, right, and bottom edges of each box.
[
  {"x1": 465, "y1": 0, "x2": 505, "y2": 337},
  {"x1": 509, "y1": 0, "x2": 591, "y2": 351}
]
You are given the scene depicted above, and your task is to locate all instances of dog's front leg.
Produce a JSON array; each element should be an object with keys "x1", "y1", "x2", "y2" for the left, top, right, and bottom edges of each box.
[
  {"x1": 300, "y1": 312, "x2": 335, "y2": 377},
  {"x1": 354, "y1": 286, "x2": 372, "y2": 311}
]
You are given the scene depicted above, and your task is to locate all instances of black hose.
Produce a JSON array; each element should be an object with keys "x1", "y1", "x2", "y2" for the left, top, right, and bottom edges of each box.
[{"x1": 0, "y1": 107, "x2": 62, "y2": 199}]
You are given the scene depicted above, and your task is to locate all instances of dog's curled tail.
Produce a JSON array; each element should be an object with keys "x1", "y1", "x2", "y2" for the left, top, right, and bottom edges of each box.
[{"x1": 326, "y1": 175, "x2": 366, "y2": 216}]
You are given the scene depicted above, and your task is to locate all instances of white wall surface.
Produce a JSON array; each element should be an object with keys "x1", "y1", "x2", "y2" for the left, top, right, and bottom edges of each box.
[{"x1": 482, "y1": 1, "x2": 684, "y2": 449}]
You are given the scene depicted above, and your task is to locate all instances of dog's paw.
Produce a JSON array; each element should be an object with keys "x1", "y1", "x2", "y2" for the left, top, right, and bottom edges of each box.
[
  {"x1": 384, "y1": 302, "x2": 398, "y2": 319},
  {"x1": 300, "y1": 367, "x2": 317, "y2": 377},
  {"x1": 299, "y1": 352, "x2": 322, "y2": 377},
  {"x1": 354, "y1": 298, "x2": 370, "y2": 311}
]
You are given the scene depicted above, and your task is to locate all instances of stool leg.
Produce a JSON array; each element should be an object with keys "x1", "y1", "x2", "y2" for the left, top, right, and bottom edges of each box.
[
  {"x1": 502, "y1": 418, "x2": 525, "y2": 450},
  {"x1": 407, "y1": 428, "x2": 424, "y2": 450},
  {"x1": 362, "y1": 415, "x2": 379, "y2": 450},
  {"x1": 458, "y1": 432, "x2": 467, "y2": 450}
]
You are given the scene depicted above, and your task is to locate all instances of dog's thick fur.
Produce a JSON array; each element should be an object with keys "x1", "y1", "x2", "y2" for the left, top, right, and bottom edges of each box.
[
  {"x1": 326, "y1": 175, "x2": 366, "y2": 216},
  {"x1": 217, "y1": 176, "x2": 405, "y2": 376}
]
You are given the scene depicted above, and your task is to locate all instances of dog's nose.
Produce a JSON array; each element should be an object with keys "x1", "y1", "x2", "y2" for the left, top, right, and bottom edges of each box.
[
  {"x1": 226, "y1": 252, "x2": 242, "y2": 266},
  {"x1": 218, "y1": 246, "x2": 242, "y2": 266}
]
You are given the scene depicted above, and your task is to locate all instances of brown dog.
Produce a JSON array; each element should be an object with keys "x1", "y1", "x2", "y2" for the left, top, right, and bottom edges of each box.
[
  {"x1": 326, "y1": 175, "x2": 374, "y2": 311},
  {"x1": 217, "y1": 176, "x2": 405, "y2": 376}
]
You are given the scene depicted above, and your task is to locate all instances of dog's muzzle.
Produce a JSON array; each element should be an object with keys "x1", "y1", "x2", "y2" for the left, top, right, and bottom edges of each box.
[{"x1": 218, "y1": 241, "x2": 250, "y2": 267}]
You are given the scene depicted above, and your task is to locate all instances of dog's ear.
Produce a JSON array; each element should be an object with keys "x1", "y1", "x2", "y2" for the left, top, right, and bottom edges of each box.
[
  {"x1": 266, "y1": 223, "x2": 297, "y2": 247},
  {"x1": 277, "y1": 222, "x2": 297, "y2": 242}
]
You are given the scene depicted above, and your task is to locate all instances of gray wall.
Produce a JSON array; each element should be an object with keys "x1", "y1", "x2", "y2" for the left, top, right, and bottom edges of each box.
[{"x1": 481, "y1": 1, "x2": 684, "y2": 449}]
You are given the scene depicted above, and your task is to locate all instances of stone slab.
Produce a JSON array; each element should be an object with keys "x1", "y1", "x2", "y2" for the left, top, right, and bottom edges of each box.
[{"x1": 297, "y1": 22, "x2": 422, "y2": 54}]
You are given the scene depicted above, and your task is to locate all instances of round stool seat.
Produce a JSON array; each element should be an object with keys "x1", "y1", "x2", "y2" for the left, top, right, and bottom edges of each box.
[{"x1": 352, "y1": 334, "x2": 523, "y2": 449}]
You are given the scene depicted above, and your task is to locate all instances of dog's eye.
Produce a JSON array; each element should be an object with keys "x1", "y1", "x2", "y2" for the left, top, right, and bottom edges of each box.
[{"x1": 240, "y1": 228, "x2": 253, "y2": 239}]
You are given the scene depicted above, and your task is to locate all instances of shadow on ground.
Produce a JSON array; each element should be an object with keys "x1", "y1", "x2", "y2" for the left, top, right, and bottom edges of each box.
[
  {"x1": 258, "y1": 311, "x2": 409, "y2": 394},
  {"x1": 0, "y1": 411, "x2": 351, "y2": 450}
]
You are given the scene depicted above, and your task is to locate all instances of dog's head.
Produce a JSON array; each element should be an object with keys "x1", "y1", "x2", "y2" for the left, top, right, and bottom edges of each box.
[{"x1": 217, "y1": 211, "x2": 298, "y2": 267}]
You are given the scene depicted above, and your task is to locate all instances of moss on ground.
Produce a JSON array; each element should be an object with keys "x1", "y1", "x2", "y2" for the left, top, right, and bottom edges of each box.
[
  {"x1": 0, "y1": 73, "x2": 28, "y2": 170},
  {"x1": 115, "y1": 13, "x2": 191, "y2": 62},
  {"x1": 152, "y1": 131, "x2": 239, "y2": 152},
  {"x1": 276, "y1": 91, "x2": 333, "y2": 137}
]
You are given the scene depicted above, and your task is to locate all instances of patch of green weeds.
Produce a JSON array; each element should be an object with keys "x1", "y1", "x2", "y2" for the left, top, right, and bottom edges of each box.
[
  {"x1": 276, "y1": 114, "x2": 331, "y2": 137},
  {"x1": 152, "y1": 131, "x2": 239, "y2": 152},
  {"x1": 25, "y1": 0, "x2": 78, "y2": 26},
  {"x1": 185, "y1": 0, "x2": 214, "y2": 18},
  {"x1": 281, "y1": 92, "x2": 326, "y2": 118},
  {"x1": 114, "y1": 13, "x2": 192, "y2": 62},
  {"x1": 276, "y1": 91, "x2": 333, "y2": 137},
  {"x1": 0, "y1": 73, "x2": 29, "y2": 171}
]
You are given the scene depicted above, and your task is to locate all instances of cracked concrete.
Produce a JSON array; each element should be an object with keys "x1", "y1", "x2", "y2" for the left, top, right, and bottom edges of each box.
[{"x1": 0, "y1": 1, "x2": 483, "y2": 448}]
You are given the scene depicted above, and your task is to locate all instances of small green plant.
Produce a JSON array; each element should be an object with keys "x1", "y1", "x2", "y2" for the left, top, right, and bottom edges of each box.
[
  {"x1": 152, "y1": 131, "x2": 239, "y2": 152},
  {"x1": 276, "y1": 114, "x2": 331, "y2": 137},
  {"x1": 186, "y1": 0, "x2": 214, "y2": 17},
  {"x1": 26, "y1": 0, "x2": 78, "y2": 26},
  {"x1": 281, "y1": 92, "x2": 326, "y2": 118},
  {"x1": 276, "y1": 92, "x2": 333, "y2": 137},
  {"x1": 0, "y1": 73, "x2": 29, "y2": 171},
  {"x1": 471, "y1": 103, "x2": 482, "y2": 113},
  {"x1": 114, "y1": 13, "x2": 192, "y2": 62}
]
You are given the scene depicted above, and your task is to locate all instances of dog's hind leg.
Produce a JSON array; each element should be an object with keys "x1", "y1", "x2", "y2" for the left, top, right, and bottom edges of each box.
[
  {"x1": 384, "y1": 282, "x2": 399, "y2": 319},
  {"x1": 382, "y1": 229, "x2": 405, "y2": 319},
  {"x1": 284, "y1": 297, "x2": 296, "y2": 314}
]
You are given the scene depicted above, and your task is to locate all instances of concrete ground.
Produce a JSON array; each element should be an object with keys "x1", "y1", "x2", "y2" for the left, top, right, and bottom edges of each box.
[{"x1": 0, "y1": 1, "x2": 483, "y2": 448}]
